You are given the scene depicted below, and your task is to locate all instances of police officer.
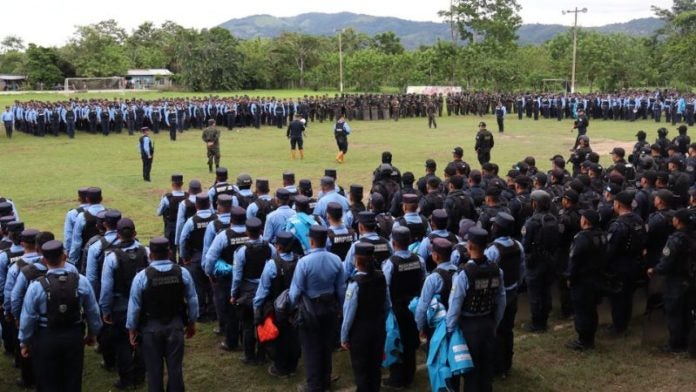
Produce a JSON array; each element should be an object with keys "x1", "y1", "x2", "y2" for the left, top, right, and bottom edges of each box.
[
  {"x1": 418, "y1": 209, "x2": 459, "y2": 272},
  {"x1": 63, "y1": 187, "x2": 89, "y2": 257},
  {"x1": 289, "y1": 226, "x2": 345, "y2": 392},
  {"x1": 175, "y1": 180, "x2": 204, "y2": 252},
  {"x1": 334, "y1": 114, "x2": 351, "y2": 163},
  {"x1": 566, "y1": 210, "x2": 605, "y2": 350},
  {"x1": 263, "y1": 189, "x2": 297, "y2": 244},
  {"x1": 314, "y1": 177, "x2": 350, "y2": 222},
  {"x1": 139, "y1": 127, "x2": 154, "y2": 182},
  {"x1": 287, "y1": 113, "x2": 306, "y2": 160},
  {"x1": 344, "y1": 211, "x2": 393, "y2": 277},
  {"x1": 126, "y1": 237, "x2": 198, "y2": 392},
  {"x1": 230, "y1": 218, "x2": 275, "y2": 365},
  {"x1": 495, "y1": 101, "x2": 506, "y2": 133},
  {"x1": 99, "y1": 218, "x2": 147, "y2": 389},
  {"x1": 415, "y1": 238, "x2": 458, "y2": 339},
  {"x1": 605, "y1": 191, "x2": 645, "y2": 335},
  {"x1": 557, "y1": 190, "x2": 582, "y2": 318},
  {"x1": 0, "y1": 220, "x2": 24, "y2": 354},
  {"x1": 202, "y1": 119, "x2": 221, "y2": 173},
  {"x1": 253, "y1": 232, "x2": 301, "y2": 377},
  {"x1": 382, "y1": 226, "x2": 425, "y2": 389},
  {"x1": 571, "y1": 109, "x2": 589, "y2": 151},
  {"x1": 19, "y1": 240, "x2": 102, "y2": 392},
  {"x1": 521, "y1": 190, "x2": 559, "y2": 332},
  {"x1": 69, "y1": 187, "x2": 106, "y2": 265},
  {"x1": 341, "y1": 242, "x2": 389, "y2": 392},
  {"x1": 447, "y1": 227, "x2": 506, "y2": 392},
  {"x1": 475, "y1": 122, "x2": 494, "y2": 165},
  {"x1": 2, "y1": 105, "x2": 14, "y2": 138},
  {"x1": 208, "y1": 167, "x2": 237, "y2": 209},
  {"x1": 326, "y1": 202, "x2": 355, "y2": 260},
  {"x1": 647, "y1": 209, "x2": 694, "y2": 352},
  {"x1": 157, "y1": 174, "x2": 187, "y2": 260},
  {"x1": 484, "y1": 212, "x2": 524, "y2": 377}
]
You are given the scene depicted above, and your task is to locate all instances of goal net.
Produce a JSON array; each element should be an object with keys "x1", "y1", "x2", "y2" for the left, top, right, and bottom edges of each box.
[{"x1": 64, "y1": 77, "x2": 125, "y2": 92}]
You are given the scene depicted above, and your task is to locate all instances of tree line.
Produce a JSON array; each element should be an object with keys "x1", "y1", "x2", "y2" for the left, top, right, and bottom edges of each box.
[{"x1": 0, "y1": 0, "x2": 693, "y2": 92}]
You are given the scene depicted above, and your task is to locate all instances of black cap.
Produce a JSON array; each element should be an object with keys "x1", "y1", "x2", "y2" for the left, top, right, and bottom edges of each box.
[
  {"x1": 391, "y1": 226, "x2": 411, "y2": 244},
  {"x1": 563, "y1": 189, "x2": 579, "y2": 203},
  {"x1": 41, "y1": 240, "x2": 64, "y2": 259},
  {"x1": 149, "y1": 237, "x2": 169, "y2": 253},
  {"x1": 358, "y1": 211, "x2": 376, "y2": 224},
  {"x1": 7, "y1": 221, "x2": 23, "y2": 233},
  {"x1": 491, "y1": 212, "x2": 515, "y2": 230},
  {"x1": 216, "y1": 167, "x2": 228, "y2": 177},
  {"x1": 230, "y1": 206, "x2": 246, "y2": 225},
  {"x1": 104, "y1": 209, "x2": 122, "y2": 225},
  {"x1": 256, "y1": 178, "x2": 269, "y2": 190},
  {"x1": 354, "y1": 242, "x2": 374, "y2": 256},
  {"x1": 674, "y1": 208, "x2": 693, "y2": 225},
  {"x1": 320, "y1": 176, "x2": 334, "y2": 186},
  {"x1": 117, "y1": 218, "x2": 135, "y2": 233},
  {"x1": 276, "y1": 188, "x2": 291, "y2": 200},
  {"x1": 276, "y1": 231, "x2": 295, "y2": 248},
  {"x1": 370, "y1": 193, "x2": 385, "y2": 209},
  {"x1": 533, "y1": 172, "x2": 547, "y2": 185},
  {"x1": 431, "y1": 209, "x2": 448, "y2": 227},
  {"x1": 431, "y1": 237, "x2": 453, "y2": 255},
  {"x1": 189, "y1": 179, "x2": 202, "y2": 191},
  {"x1": 452, "y1": 146, "x2": 463, "y2": 156},
  {"x1": 485, "y1": 187, "x2": 502, "y2": 197},
  {"x1": 326, "y1": 202, "x2": 343, "y2": 216},
  {"x1": 549, "y1": 154, "x2": 564, "y2": 161},
  {"x1": 78, "y1": 187, "x2": 89, "y2": 198},
  {"x1": 309, "y1": 225, "x2": 328, "y2": 241},
  {"x1": 217, "y1": 194, "x2": 233, "y2": 208},
  {"x1": 615, "y1": 191, "x2": 635, "y2": 206},
  {"x1": 324, "y1": 169, "x2": 337, "y2": 178},
  {"x1": 403, "y1": 194, "x2": 418, "y2": 204},
  {"x1": 635, "y1": 130, "x2": 647, "y2": 139},
  {"x1": 282, "y1": 172, "x2": 295, "y2": 182},
  {"x1": 96, "y1": 210, "x2": 108, "y2": 221},
  {"x1": 246, "y1": 217, "x2": 263, "y2": 231},
  {"x1": 425, "y1": 159, "x2": 437, "y2": 169},
  {"x1": 195, "y1": 193, "x2": 210, "y2": 204},
  {"x1": 350, "y1": 184, "x2": 363, "y2": 195},
  {"x1": 20, "y1": 229, "x2": 39, "y2": 244},
  {"x1": 467, "y1": 227, "x2": 488, "y2": 247},
  {"x1": 605, "y1": 183, "x2": 622, "y2": 196},
  {"x1": 654, "y1": 189, "x2": 675, "y2": 206},
  {"x1": 294, "y1": 195, "x2": 310, "y2": 208},
  {"x1": 580, "y1": 209, "x2": 600, "y2": 226},
  {"x1": 611, "y1": 147, "x2": 626, "y2": 158},
  {"x1": 0, "y1": 216, "x2": 15, "y2": 229},
  {"x1": 237, "y1": 173, "x2": 252, "y2": 187},
  {"x1": 171, "y1": 174, "x2": 184, "y2": 184},
  {"x1": 0, "y1": 202, "x2": 12, "y2": 216},
  {"x1": 299, "y1": 179, "x2": 312, "y2": 190},
  {"x1": 141, "y1": 126, "x2": 149, "y2": 132},
  {"x1": 87, "y1": 187, "x2": 102, "y2": 199}
]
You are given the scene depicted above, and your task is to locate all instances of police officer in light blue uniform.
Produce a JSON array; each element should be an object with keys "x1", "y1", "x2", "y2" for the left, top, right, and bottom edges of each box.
[
  {"x1": 126, "y1": 237, "x2": 198, "y2": 392},
  {"x1": 446, "y1": 227, "x2": 506, "y2": 392},
  {"x1": 63, "y1": 187, "x2": 89, "y2": 253},
  {"x1": 175, "y1": 180, "x2": 204, "y2": 249},
  {"x1": 19, "y1": 240, "x2": 102, "y2": 392},
  {"x1": 4, "y1": 230, "x2": 42, "y2": 317},
  {"x1": 343, "y1": 211, "x2": 393, "y2": 278},
  {"x1": 314, "y1": 176, "x2": 350, "y2": 221},
  {"x1": 285, "y1": 195, "x2": 319, "y2": 255},
  {"x1": 2, "y1": 105, "x2": 14, "y2": 138},
  {"x1": 230, "y1": 218, "x2": 275, "y2": 365},
  {"x1": 99, "y1": 218, "x2": 147, "y2": 389},
  {"x1": 417, "y1": 209, "x2": 460, "y2": 272},
  {"x1": 202, "y1": 195, "x2": 234, "y2": 260},
  {"x1": 85, "y1": 209, "x2": 121, "y2": 295},
  {"x1": 69, "y1": 187, "x2": 106, "y2": 265},
  {"x1": 289, "y1": 226, "x2": 345, "y2": 392},
  {"x1": 263, "y1": 189, "x2": 296, "y2": 244},
  {"x1": 247, "y1": 179, "x2": 273, "y2": 221},
  {"x1": 178, "y1": 195, "x2": 216, "y2": 263},
  {"x1": 415, "y1": 237, "x2": 457, "y2": 336}
]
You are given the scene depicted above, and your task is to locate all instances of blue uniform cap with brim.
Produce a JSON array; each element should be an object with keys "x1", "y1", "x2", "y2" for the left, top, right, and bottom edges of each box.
[
  {"x1": 350, "y1": 184, "x2": 363, "y2": 195},
  {"x1": 402, "y1": 194, "x2": 419, "y2": 204},
  {"x1": 431, "y1": 209, "x2": 448, "y2": 226},
  {"x1": 320, "y1": 176, "x2": 335, "y2": 186},
  {"x1": 171, "y1": 174, "x2": 184, "y2": 184},
  {"x1": 491, "y1": 212, "x2": 515, "y2": 230},
  {"x1": 431, "y1": 237, "x2": 454, "y2": 254},
  {"x1": 579, "y1": 209, "x2": 600, "y2": 226},
  {"x1": 41, "y1": 240, "x2": 64, "y2": 259},
  {"x1": 189, "y1": 180, "x2": 202, "y2": 191},
  {"x1": 276, "y1": 231, "x2": 295, "y2": 248},
  {"x1": 325, "y1": 169, "x2": 337, "y2": 179},
  {"x1": 276, "y1": 188, "x2": 291, "y2": 200},
  {"x1": 230, "y1": 207, "x2": 246, "y2": 225},
  {"x1": 327, "y1": 202, "x2": 343, "y2": 216},
  {"x1": 0, "y1": 216, "x2": 15, "y2": 229},
  {"x1": 391, "y1": 226, "x2": 411, "y2": 244},
  {"x1": 246, "y1": 217, "x2": 263, "y2": 231},
  {"x1": 309, "y1": 225, "x2": 328, "y2": 241},
  {"x1": 0, "y1": 202, "x2": 12, "y2": 216},
  {"x1": 354, "y1": 242, "x2": 375, "y2": 256},
  {"x1": 357, "y1": 211, "x2": 376, "y2": 224},
  {"x1": 20, "y1": 229, "x2": 39, "y2": 244},
  {"x1": 217, "y1": 194, "x2": 233, "y2": 208},
  {"x1": 104, "y1": 209, "x2": 122, "y2": 225},
  {"x1": 293, "y1": 195, "x2": 310, "y2": 208},
  {"x1": 117, "y1": 218, "x2": 135, "y2": 232},
  {"x1": 149, "y1": 236, "x2": 169, "y2": 253},
  {"x1": 7, "y1": 221, "x2": 23, "y2": 233},
  {"x1": 467, "y1": 227, "x2": 489, "y2": 247}
]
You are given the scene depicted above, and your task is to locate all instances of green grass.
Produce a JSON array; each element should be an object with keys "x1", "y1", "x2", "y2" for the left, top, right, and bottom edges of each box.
[{"x1": 0, "y1": 97, "x2": 693, "y2": 391}]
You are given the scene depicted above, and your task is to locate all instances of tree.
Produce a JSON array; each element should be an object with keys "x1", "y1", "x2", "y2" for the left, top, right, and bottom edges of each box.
[
  {"x1": 67, "y1": 20, "x2": 131, "y2": 77},
  {"x1": 440, "y1": 0, "x2": 522, "y2": 53},
  {"x1": 371, "y1": 32, "x2": 404, "y2": 55},
  {"x1": 125, "y1": 22, "x2": 170, "y2": 69},
  {"x1": 652, "y1": 0, "x2": 696, "y2": 84},
  {"x1": 1, "y1": 36, "x2": 25, "y2": 54},
  {"x1": 174, "y1": 27, "x2": 243, "y2": 91},
  {"x1": 238, "y1": 38, "x2": 274, "y2": 89},
  {"x1": 271, "y1": 33, "x2": 322, "y2": 88},
  {"x1": 25, "y1": 44, "x2": 64, "y2": 89}
]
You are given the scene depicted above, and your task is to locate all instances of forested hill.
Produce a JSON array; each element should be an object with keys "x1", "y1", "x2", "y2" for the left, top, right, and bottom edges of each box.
[{"x1": 218, "y1": 12, "x2": 663, "y2": 48}]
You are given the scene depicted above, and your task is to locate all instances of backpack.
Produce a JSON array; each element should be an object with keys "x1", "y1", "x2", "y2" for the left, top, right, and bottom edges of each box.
[
  {"x1": 375, "y1": 213, "x2": 395, "y2": 239},
  {"x1": 254, "y1": 198, "x2": 274, "y2": 225}
]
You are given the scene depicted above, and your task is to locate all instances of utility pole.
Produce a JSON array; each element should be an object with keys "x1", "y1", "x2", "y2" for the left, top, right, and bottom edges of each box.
[
  {"x1": 562, "y1": 7, "x2": 587, "y2": 94},
  {"x1": 336, "y1": 29, "x2": 344, "y2": 93}
]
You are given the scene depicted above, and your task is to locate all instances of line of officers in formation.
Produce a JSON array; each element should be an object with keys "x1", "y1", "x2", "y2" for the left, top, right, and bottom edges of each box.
[
  {"x1": 3, "y1": 88, "x2": 695, "y2": 140},
  {"x1": 2, "y1": 129, "x2": 696, "y2": 391}
]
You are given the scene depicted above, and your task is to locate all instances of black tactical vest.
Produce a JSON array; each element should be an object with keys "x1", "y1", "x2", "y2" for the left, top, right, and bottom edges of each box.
[
  {"x1": 327, "y1": 228, "x2": 354, "y2": 260},
  {"x1": 396, "y1": 215, "x2": 429, "y2": 242},
  {"x1": 493, "y1": 242, "x2": 522, "y2": 289},
  {"x1": 165, "y1": 193, "x2": 188, "y2": 224},
  {"x1": 359, "y1": 236, "x2": 391, "y2": 270},
  {"x1": 425, "y1": 232, "x2": 459, "y2": 272},
  {"x1": 213, "y1": 183, "x2": 236, "y2": 208},
  {"x1": 433, "y1": 268, "x2": 454, "y2": 309},
  {"x1": 220, "y1": 230, "x2": 249, "y2": 264},
  {"x1": 270, "y1": 253, "x2": 299, "y2": 300},
  {"x1": 39, "y1": 272, "x2": 82, "y2": 329},
  {"x1": 353, "y1": 271, "x2": 387, "y2": 325},
  {"x1": 243, "y1": 241, "x2": 272, "y2": 280},
  {"x1": 112, "y1": 245, "x2": 149, "y2": 297},
  {"x1": 388, "y1": 254, "x2": 423, "y2": 304},
  {"x1": 460, "y1": 259, "x2": 500, "y2": 316},
  {"x1": 80, "y1": 210, "x2": 99, "y2": 248},
  {"x1": 141, "y1": 265, "x2": 185, "y2": 324},
  {"x1": 187, "y1": 214, "x2": 216, "y2": 253}
]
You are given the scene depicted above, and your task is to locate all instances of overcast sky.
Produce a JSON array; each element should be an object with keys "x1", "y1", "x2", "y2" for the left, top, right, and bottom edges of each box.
[{"x1": 2, "y1": 0, "x2": 672, "y2": 47}]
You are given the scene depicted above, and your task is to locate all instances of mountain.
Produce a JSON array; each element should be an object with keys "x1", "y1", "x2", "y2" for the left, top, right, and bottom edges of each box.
[{"x1": 218, "y1": 13, "x2": 664, "y2": 48}]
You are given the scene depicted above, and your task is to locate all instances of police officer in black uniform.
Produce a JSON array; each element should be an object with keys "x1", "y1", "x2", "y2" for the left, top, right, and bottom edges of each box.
[
  {"x1": 558, "y1": 190, "x2": 582, "y2": 318},
  {"x1": 475, "y1": 122, "x2": 494, "y2": 165},
  {"x1": 566, "y1": 210, "x2": 606, "y2": 350},
  {"x1": 647, "y1": 209, "x2": 695, "y2": 352}
]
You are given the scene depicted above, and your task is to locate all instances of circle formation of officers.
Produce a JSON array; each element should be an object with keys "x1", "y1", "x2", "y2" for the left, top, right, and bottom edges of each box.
[
  {"x1": 4, "y1": 88, "x2": 694, "y2": 140},
  {"x1": 2, "y1": 127, "x2": 696, "y2": 391}
]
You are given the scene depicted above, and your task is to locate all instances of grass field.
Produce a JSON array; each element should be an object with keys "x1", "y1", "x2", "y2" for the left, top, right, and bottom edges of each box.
[{"x1": 0, "y1": 90, "x2": 693, "y2": 391}]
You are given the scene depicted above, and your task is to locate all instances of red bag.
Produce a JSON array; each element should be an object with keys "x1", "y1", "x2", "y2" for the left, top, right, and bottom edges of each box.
[{"x1": 256, "y1": 314, "x2": 279, "y2": 343}]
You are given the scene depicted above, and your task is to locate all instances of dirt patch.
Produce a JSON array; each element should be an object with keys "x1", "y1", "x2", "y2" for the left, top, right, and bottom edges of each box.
[{"x1": 591, "y1": 138, "x2": 634, "y2": 156}]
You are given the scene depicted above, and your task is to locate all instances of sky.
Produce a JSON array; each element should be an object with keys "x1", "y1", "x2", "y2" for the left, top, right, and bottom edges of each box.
[{"x1": 2, "y1": 0, "x2": 673, "y2": 47}]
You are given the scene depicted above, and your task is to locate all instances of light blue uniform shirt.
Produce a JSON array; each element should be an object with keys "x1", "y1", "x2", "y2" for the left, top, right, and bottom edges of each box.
[
  {"x1": 203, "y1": 213, "x2": 230, "y2": 260},
  {"x1": 288, "y1": 248, "x2": 346, "y2": 307},
  {"x1": 446, "y1": 260, "x2": 506, "y2": 332},
  {"x1": 11, "y1": 261, "x2": 78, "y2": 318},
  {"x1": 99, "y1": 241, "x2": 148, "y2": 316},
  {"x1": 69, "y1": 204, "x2": 106, "y2": 264},
  {"x1": 4, "y1": 252, "x2": 41, "y2": 312},
  {"x1": 156, "y1": 190, "x2": 186, "y2": 217},
  {"x1": 203, "y1": 225, "x2": 246, "y2": 277},
  {"x1": 19, "y1": 267, "x2": 102, "y2": 344},
  {"x1": 262, "y1": 205, "x2": 296, "y2": 243},
  {"x1": 417, "y1": 230, "x2": 460, "y2": 263},
  {"x1": 86, "y1": 230, "x2": 119, "y2": 293},
  {"x1": 125, "y1": 260, "x2": 199, "y2": 330},
  {"x1": 0, "y1": 244, "x2": 23, "y2": 295},
  {"x1": 63, "y1": 204, "x2": 88, "y2": 252},
  {"x1": 415, "y1": 261, "x2": 457, "y2": 331},
  {"x1": 343, "y1": 232, "x2": 393, "y2": 278},
  {"x1": 340, "y1": 271, "x2": 391, "y2": 344},
  {"x1": 314, "y1": 191, "x2": 350, "y2": 221},
  {"x1": 231, "y1": 239, "x2": 276, "y2": 298}
]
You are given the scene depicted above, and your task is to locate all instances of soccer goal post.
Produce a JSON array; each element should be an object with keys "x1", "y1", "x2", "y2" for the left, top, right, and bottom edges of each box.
[{"x1": 64, "y1": 77, "x2": 125, "y2": 92}]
